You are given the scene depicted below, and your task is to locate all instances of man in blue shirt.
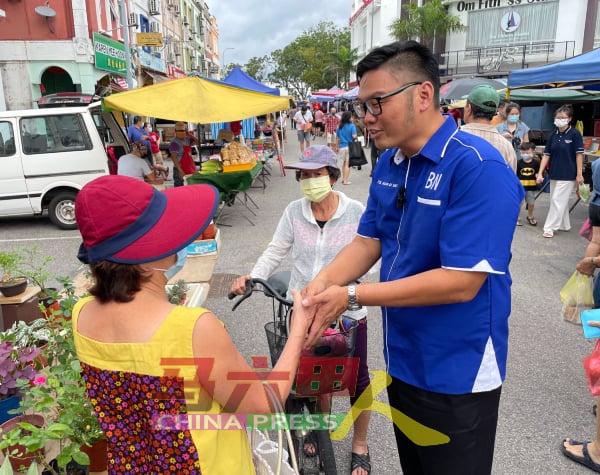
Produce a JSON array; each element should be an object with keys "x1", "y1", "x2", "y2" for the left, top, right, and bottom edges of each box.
[
  {"x1": 302, "y1": 41, "x2": 523, "y2": 475},
  {"x1": 127, "y1": 116, "x2": 151, "y2": 164}
]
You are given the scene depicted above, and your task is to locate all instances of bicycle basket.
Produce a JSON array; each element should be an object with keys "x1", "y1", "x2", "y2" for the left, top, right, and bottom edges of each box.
[
  {"x1": 265, "y1": 318, "x2": 361, "y2": 397},
  {"x1": 265, "y1": 321, "x2": 288, "y2": 367},
  {"x1": 265, "y1": 318, "x2": 358, "y2": 366}
]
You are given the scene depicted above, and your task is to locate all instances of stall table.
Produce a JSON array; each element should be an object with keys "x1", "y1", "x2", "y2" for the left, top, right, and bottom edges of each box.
[{"x1": 186, "y1": 162, "x2": 263, "y2": 225}]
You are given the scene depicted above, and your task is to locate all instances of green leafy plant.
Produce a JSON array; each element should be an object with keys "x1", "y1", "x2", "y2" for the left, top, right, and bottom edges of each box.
[
  {"x1": 167, "y1": 279, "x2": 189, "y2": 305},
  {"x1": 0, "y1": 456, "x2": 39, "y2": 474},
  {"x1": 0, "y1": 279, "x2": 103, "y2": 475},
  {"x1": 0, "y1": 251, "x2": 24, "y2": 285},
  {"x1": 15, "y1": 246, "x2": 55, "y2": 299},
  {"x1": 2, "y1": 319, "x2": 51, "y2": 351}
]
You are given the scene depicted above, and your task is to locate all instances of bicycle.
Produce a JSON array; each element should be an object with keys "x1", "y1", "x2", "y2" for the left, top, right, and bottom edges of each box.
[{"x1": 229, "y1": 272, "x2": 359, "y2": 475}]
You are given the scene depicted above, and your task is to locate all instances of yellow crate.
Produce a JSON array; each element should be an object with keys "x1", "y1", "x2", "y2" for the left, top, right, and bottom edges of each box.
[{"x1": 222, "y1": 162, "x2": 255, "y2": 172}]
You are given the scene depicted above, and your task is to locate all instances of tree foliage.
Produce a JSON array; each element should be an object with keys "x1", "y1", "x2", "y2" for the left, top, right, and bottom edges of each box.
[
  {"x1": 323, "y1": 44, "x2": 359, "y2": 90},
  {"x1": 266, "y1": 21, "x2": 351, "y2": 99},
  {"x1": 389, "y1": 0, "x2": 466, "y2": 53},
  {"x1": 244, "y1": 56, "x2": 268, "y2": 83}
]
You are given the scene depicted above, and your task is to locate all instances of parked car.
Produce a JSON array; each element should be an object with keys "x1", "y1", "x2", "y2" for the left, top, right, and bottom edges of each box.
[{"x1": 0, "y1": 102, "x2": 129, "y2": 229}]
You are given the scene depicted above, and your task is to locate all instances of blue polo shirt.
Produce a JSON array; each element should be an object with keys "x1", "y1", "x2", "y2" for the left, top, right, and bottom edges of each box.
[
  {"x1": 336, "y1": 123, "x2": 357, "y2": 148},
  {"x1": 543, "y1": 126, "x2": 584, "y2": 180},
  {"x1": 358, "y1": 116, "x2": 524, "y2": 395}
]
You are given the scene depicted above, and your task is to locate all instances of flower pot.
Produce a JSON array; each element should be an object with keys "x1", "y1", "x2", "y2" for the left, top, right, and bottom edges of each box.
[
  {"x1": 0, "y1": 278, "x2": 28, "y2": 297},
  {"x1": 0, "y1": 414, "x2": 44, "y2": 471},
  {"x1": 81, "y1": 438, "x2": 108, "y2": 472},
  {"x1": 0, "y1": 394, "x2": 21, "y2": 425},
  {"x1": 40, "y1": 299, "x2": 61, "y2": 319}
]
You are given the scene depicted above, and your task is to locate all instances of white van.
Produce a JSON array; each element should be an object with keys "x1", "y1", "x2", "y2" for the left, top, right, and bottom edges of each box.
[{"x1": 0, "y1": 102, "x2": 129, "y2": 229}]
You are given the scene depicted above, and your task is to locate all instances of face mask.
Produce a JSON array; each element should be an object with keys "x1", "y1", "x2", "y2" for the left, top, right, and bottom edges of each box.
[
  {"x1": 508, "y1": 115, "x2": 519, "y2": 123},
  {"x1": 153, "y1": 248, "x2": 188, "y2": 281},
  {"x1": 520, "y1": 153, "x2": 532, "y2": 160},
  {"x1": 300, "y1": 175, "x2": 332, "y2": 203},
  {"x1": 147, "y1": 126, "x2": 153, "y2": 132},
  {"x1": 555, "y1": 118, "x2": 569, "y2": 128}
]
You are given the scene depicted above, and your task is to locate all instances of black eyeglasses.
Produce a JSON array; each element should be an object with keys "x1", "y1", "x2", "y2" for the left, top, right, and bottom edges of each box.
[
  {"x1": 175, "y1": 129, "x2": 186, "y2": 132},
  {"x1": 352, "y1": 82, "x2": 422, "y2": 119}
]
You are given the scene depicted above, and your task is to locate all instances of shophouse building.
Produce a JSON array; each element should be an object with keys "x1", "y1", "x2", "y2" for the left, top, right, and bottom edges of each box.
[
  {"x1": 0, "y1": 0, "x2": 218, "y2": 111},
  {"x1": 350, "y1": 0, "x2": 600, "y2": 82}
]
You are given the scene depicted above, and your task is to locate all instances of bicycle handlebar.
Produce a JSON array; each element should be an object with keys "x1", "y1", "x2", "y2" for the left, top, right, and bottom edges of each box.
[{"x1": 228, "y1": 277, "x2": 293, "y2": 311}]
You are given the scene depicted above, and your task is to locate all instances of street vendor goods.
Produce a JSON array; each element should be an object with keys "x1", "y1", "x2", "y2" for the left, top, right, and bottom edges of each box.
[{"x1": 220, "y1": 141, "x2": 256, "y2": 167}]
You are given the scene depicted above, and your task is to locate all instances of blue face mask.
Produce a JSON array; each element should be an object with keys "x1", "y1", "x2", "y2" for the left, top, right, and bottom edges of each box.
[
  {"x1": 508, "y1": 115, "x2": 519, "y2": 123},
  {"x1": 154, "y1": 248, "x2": 187, "y2": 281}
]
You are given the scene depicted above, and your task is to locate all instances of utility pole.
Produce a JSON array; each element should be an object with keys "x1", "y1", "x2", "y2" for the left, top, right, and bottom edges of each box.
[{"x1": 119, "y1": 0, "x2": 134, "y2": 90}]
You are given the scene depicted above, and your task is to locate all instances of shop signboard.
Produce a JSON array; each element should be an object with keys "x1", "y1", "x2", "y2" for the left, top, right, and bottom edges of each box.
[
  {"x1": 139, "y1": 50, "x2": 166, "y2": 74},
  {"x1": 93, "y1": 32, "x2": 127, "y2": 76},
  {"x1": 137, "y1": 32, "x2": 163, "y2": 47}
]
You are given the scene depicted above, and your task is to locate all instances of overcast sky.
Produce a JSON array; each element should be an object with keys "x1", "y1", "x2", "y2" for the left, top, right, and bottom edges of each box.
[{"x1": 204, "y1": 0, "x2": 352, "y2": 66}]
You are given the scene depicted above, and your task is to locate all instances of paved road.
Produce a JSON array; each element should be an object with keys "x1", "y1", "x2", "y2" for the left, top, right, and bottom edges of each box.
[{"x1": 0, "y1": 130, "x2": 597, "y2": 474}]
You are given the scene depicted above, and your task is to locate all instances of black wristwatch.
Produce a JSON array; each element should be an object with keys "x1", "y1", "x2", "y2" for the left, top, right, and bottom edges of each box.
[{"x1": 347, "y1": 285, "x2": 362, "y2": 311}]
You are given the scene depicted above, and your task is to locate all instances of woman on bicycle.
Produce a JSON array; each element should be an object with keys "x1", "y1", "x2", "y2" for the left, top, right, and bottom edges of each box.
[
  {"x1": 72, "y1": 175, "x2": 311, "y2": 475},
  {"x1": 230, "y1": 145, "x2": 373, "y2": 475}
]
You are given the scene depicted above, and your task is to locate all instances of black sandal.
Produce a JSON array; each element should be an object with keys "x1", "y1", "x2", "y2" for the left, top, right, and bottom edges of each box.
[
  {"x1": 302, "y1": 432, "x2": 317, "y2": 458},
  {"x1": 526, "y1": 216, "x2": 537, "y2": 226},
  {"x1": 351, "y1": 451, "x2": 371, "y2": 474}
]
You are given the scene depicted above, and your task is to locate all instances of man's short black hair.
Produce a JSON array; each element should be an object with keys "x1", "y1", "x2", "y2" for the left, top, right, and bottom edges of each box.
[
  {"x1": 133, "y1": 116, "x2": 142, "y2": 124},
  {"x1": 356, "y1": 40, "x2": 440, "y2": 105},
  {"x1": 466, "y1": 101, "x2": 495, "y2": 121}
]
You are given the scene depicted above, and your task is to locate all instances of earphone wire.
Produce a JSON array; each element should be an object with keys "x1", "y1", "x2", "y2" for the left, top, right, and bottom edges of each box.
[{"x1": 384, "y1": 156, "x2": 411, "y2": 371}]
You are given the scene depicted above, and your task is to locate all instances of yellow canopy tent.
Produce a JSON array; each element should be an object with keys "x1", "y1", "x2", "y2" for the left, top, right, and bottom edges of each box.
[{"x1": 102, "y1": 76, "x2": 291, "y2": 123}]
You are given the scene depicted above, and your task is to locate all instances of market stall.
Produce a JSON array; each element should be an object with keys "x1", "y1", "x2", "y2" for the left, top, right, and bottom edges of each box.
[{"x1": 102, "y1": 75, "x2": 290, "y2": 124}]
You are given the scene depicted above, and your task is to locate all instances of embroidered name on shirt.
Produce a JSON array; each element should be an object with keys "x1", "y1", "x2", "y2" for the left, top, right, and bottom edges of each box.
[
  {"x1": 377, "y1": 180, "x2": 399, "y2": 188},
  {"x1": 425, "y1": 172, "x2": 442, "y2": 190}
]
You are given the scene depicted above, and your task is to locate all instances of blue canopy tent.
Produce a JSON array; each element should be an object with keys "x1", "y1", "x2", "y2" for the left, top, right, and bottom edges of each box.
[
  {"x1": 212, "y1": 67, "x2": 281, "y2": 140},
  {"x1": 224, "y1": 67, "x2": 280, "y2": 95},
  {"x1": 507, "y1": 48, "x2": 600, "y2": 90}
]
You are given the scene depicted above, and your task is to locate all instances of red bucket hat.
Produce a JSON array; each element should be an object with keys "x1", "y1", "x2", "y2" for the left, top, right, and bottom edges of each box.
[{"x1": 75, "y1": 176, "x2": 219, "y2": 264}]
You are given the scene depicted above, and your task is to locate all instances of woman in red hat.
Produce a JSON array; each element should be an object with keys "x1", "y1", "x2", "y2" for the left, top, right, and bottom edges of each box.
[{"x1": 72, "y1": 176, "x2": 310, "y2": 474}]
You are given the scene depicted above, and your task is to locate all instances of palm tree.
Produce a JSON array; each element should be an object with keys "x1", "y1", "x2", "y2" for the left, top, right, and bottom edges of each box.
[
  {"x1": 389, "y1": 0, "x2": 467, "y2": 53},
  {"x1": 324, "y1": 45, "x2": 359, "y2": 89}
]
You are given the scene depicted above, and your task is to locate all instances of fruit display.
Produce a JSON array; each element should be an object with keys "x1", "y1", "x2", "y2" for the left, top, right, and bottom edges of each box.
[
  {"x1": 220, "y1": 141, "x2": 256, "y2": 167},
  {"x1": 199, "y1": 159, "x2": 222, "y2": 175}
]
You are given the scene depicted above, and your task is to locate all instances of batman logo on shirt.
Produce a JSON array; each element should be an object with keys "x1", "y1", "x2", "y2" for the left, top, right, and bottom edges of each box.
[{"x1": 520, "y1": 167, "x2": 536, "y2": 177}]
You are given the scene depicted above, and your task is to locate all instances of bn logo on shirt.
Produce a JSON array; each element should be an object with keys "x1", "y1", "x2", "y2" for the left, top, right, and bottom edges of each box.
[{"x1": 425, "y1": 172, "x2": 442, "y2": 190}]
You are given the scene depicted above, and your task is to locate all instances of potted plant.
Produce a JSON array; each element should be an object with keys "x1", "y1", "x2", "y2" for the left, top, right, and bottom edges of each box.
[
  {"x1": 167, "y1": 279, "x2": 189, "y2": 305},
  {"x1": 0, "y1": 282, "x2": 105, "y2": 475},
  {"x1": 15, "y1": 247, "x2": 56, "y2": 301},
  {"x1": 0, "y1": 251, "x2": 27, "y2": 298},
  {"x1": 0, "y1": 340, "x2": 40, "y2": 425},
  {"x1": 2, "y1": 319, "x2": 52, "y2": 368}
]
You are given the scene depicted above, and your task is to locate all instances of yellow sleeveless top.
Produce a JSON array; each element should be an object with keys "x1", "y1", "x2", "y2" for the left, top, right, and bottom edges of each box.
[{"x1": 72, "y1": 296, "x2": 255, "y2": 475}]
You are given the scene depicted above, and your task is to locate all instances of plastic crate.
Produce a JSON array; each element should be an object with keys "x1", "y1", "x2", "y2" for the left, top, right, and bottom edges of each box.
[{"x1": 222, "y1": 162, "x2": 255, "y2": 172}]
